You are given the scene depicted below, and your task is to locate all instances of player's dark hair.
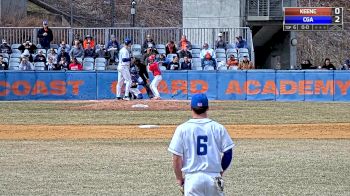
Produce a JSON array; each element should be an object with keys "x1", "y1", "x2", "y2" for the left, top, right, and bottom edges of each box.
[{"x1": 191, "y1": 106, "x2": 209, "y2": 115}]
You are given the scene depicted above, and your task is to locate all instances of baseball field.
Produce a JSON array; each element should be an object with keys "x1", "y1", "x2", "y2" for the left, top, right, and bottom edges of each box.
[{"x1": 0, "y1": 100, "x2": 349, "y2": 195}]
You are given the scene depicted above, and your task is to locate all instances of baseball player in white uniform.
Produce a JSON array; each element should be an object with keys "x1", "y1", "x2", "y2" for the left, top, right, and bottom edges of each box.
[
  {"x1": 168, "y1": 93, "x2": 234, "y2": 196},
  {"x1": 116, "y1": 38, "x2": 132, "y2": 100}
]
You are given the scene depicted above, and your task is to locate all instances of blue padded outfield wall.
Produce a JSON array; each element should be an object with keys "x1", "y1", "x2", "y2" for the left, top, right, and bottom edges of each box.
[{"x1": 0, "y1": 70, "x2": 349, "y2": 101}]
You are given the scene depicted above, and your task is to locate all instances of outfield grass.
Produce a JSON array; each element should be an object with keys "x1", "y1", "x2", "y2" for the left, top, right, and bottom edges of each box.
[
  {"x1": 0, "y1": 101, "x2": 349, "y2": 125},
  {"x1": 0, "y1": 139, "x2": 349, "y2": 196}
]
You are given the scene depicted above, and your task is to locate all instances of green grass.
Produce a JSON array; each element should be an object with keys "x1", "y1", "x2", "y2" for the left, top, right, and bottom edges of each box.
[
  {"x1": 0, "y1": 140, "x2": 349, "y2": 196},
  {"x1": 0, "y1": 101, "x2": 349, "y2": 125}
]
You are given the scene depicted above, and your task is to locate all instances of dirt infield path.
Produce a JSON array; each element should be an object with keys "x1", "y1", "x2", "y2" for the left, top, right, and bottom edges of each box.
[{"x1": 0, "y1": 123, "x2": 349, "y2": 140}]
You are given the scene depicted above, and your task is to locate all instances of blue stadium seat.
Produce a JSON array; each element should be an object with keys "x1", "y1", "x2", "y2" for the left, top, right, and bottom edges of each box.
[
  {"x1": 191, "y1": 49, "x2": 201, "y2": 54},
  {"x1": 204, "y1": 65, "x2": 215, "y2": 70},
  {"x1": 9, "y1": 58, "x2": 20, "y2": 63},
  {"x1": 155, "y1": 44, "x2": 165, "y2": 50},
  {"x1": 10, "y1": 53, "x2": 21, "y2": 59},
  {"x1": 238, "y1": 48, "x2": 249, "y2": 53},
  {"x1": 11, "y1": 44, "x2": 21, "y2": 49},
  {"x1": 83, "y1": 57, "x2": 94, "y2": 63},
  {"x1": 12, "y1": 49, "x2": 21, "y2": 54},
  {"x1": 50, "y1": 44, "x2": 59, "y2": 49},
  {"x1": 34, "y1": 62, "x2": 45, "y2": 70},
  {"x1": 95, "y1": 62, "x2": 106, "y2": 71},
  {"x1": 157, "y1": 49, "x2": 166, "y2": 55},
  {"x1": 83, "y1": 62, "x2": 94, "y2": 70},
  {"x1": 215, "y1": 48, "x2": 225, "y2": 54},
  {"x1": 0, "y1": 53, "x2": 9, "y2": 59},
  {"x1": 191, "y1": 44, "x2": 201, "y2": 49}
]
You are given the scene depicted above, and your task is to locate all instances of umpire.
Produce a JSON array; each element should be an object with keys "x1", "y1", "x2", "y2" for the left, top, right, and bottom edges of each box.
[{"x1": 133, "y1": 58, "x2": 154, "y2": 99}]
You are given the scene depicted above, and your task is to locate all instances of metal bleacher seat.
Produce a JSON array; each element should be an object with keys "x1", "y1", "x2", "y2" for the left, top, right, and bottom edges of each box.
[
  {"x1": 83, "y1": 57, "x2": 94, "y2": 63},
  {"x1": 12, "y1": 49, "x2": 21, "y2": 54},
  {"x1": 215, "y1": 48, "x2": 225, "y2": 54},
  {"x1": 191, "y1": 49, "x2": 201, "y2": 54},
  {"x1": 0, "y1": 53, "x2": 9, "y2": 59},
  {"x1": 155, "y1": 44, "x2": 165, "y2": 50},
  {"x1": 34, "y1": 62, "x2": 45, "y2": 70},
  {"x1": 191, "y1": 44, "x2": 201, "y2": 49},
  {"x1": 9, "y1": 58, "x2": 21, "y2": 63},
  {"x1": 95, "y1": 62, "x2": 106, "y2": 71},
  {"x1": 157, "y1": 49, "x2": 166, "y2": 55},
  {"x1": 83, "y1": 62, "x2": 94, "y2": 70},
  {"x1": 11, "y1": 44, "x2": 21, "y2": 49},
  {"x1": 216, "y1": 53, "x2": 226, "y2": 58},
  {"x1": 95, "y1": 57, "x2": 106, "y2": 64},
  {"x1": 10, "y1": 53, "x2": 21, "y2": 59},
  {"x1": 50, "y1": 44, "x2": 59, "y2": 49},
  {"x1": 238, "y1": 48, "x2": 249, "y2": 53}
]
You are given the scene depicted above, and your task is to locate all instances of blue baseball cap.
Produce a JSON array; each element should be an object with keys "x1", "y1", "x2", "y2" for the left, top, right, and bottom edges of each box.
[
  {"x1": 124, "y1": 38, "x2": 132, "y2": 45},
  {"x1": 191, "y1": 93, "x2": 209, "y2": 108}
]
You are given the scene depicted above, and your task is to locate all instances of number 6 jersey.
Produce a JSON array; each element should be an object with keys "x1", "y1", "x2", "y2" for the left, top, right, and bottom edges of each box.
[{"x1": 168, "y1": 118, "x2": 234, "y2": 174}]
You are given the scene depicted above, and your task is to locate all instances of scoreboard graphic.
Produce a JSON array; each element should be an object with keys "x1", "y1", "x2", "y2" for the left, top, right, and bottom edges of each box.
[{"x1": 283, "y1": 7, "x2": 343, "y2": 31}]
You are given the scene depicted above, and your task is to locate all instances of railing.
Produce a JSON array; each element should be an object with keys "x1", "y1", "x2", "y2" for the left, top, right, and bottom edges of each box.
[
  {"x1": 0, "y1": 27, "x2": 254, "y2": 63},
  {"x1": 248, "y1": 0, "x2": 293, "y2": 18}
]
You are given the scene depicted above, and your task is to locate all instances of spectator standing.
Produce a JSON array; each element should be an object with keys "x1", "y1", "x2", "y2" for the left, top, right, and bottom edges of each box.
[
  {"x1": 134, "y1": 58, "x2": 154, "y2": 99},
  {"x1": 235, "y1": 36, "x2": 247, "y2": 49},
  {"x1": 34, "y1": 50, "x2": 47, "y2": 64},
  {"x1": 202, "y1": 53, "x2": 216, "y2": 69},
  {"x1": 178, "y1": 35, "x2": 192, "y2": 51},
  {"x1": 215, "y1": 33, "x2": 227, "y2": 49},
  {"x1": 58, "y1": 41, "x2": 70, "y2": 53},
  {"x1": 0, "y1": 55, "x2": 9, "y2": 70},
  {"x1": 226, "y1": 54, "x2": 239, "y2": 70},
  {"x1": 69, "y1": 40, "x2": 84, "y2": 59},
  {"x1": 18, "y1": 40, "x2": 37, "y2": 54},
  {"x1": 238, "y1": 55, "x2": 254, "y2": 70},
  {"x1": 322, "y1": 58, "x2": 336, "y2": 70},
  {"x1": 181, "y1": 56, "x2": 192, "y2": 70},
  {"x1": 46, "y1": 57, "x2": 56, "y2": 70},
  {"x1": 57, "y1": 56, "x2": 69, "y2": 70},
  {"x1": 37, "y1": 20, "x2": 53, "y2": 49},
  {"x1": 178, "y1": 46, "x2": 192, "y2": 59},
  {"x1": 0, "y1": 39, "x2": 12, "y2": 54},
  {"x1": 166, "y1": 40, "x2": 177, "y2": 55},
  {"x1": 19, "y1": 55, "x2": 34, "y2": 70},
  {"x1": 106, "y1": 35, "x2": 120, "y2": 61},
  {"x1": 47, "y1": 48, "x2": 58, "y2": 64},
  {"x1": 69, "y1": 57, "x2": 83, "y2": 70},
  {"x1": 84, "y1": 44, "x2": 96, "y2": 58},
  {"x1": 83, "y1": 35, "x2": 95, "y2": 49},
  {"x1": 200, "y1": 43, "x2": 215, "y2": 59},
  {"x1": 143, "y1": 35, "x2": 156, "y2": 53},
  {"x1": 167, "y1": 56, "x2": 180, "y2": 70}
]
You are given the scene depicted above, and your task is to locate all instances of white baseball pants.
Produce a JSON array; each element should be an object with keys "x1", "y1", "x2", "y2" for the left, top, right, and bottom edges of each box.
[
  {"x1": 150, "y1": 75, "x2": 162, "y2": 97},
  {"x1": 184, "y1": 172, "x2": 224, "y2": 196},
  {"x1": 116, "y1": 65, "x2": 132, "y2": 97}
]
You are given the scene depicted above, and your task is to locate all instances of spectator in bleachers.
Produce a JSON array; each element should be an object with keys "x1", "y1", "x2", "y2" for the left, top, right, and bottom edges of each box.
[
  {"x1": 157, "y1": 54, "x2": 170, "y2": 68},
  {"x1": 341, "y1": 59, "x2": 350, "y2": 70},
  {"x1": 181, "y1": 56, "x2": 192, "y2": 70},
  {"x1": 202, "y1": 53, "x2": 216, "y2": 69},
  {"x1": 167, "y1": 56, "x2": 180, "y2": 70},
  {"x1": 47, "y1": 48, "x2": 58, "y2": 64},
  {"x1": 84, "y1": 44, "x2": 96, "y2": 58},
  {"x1": 106, "y1": 35, "x2": 120, "y2": 62},
  {"x1": 57, "y1": 47, "x2": 71, "y2": 66},
  {"x1": 57, "y1": 56, "x2": 69, "y2": 70},
  {"x1": 166, "y1": 40, "x2": 177, "y2": 55},
  {"x1": 72, "y1": 34, "x2": 83, "y2": 46},
  {"x1": 200, "y1": 43, "x2": 215, "y2": 59},
  {"x1": 34, "y1": 50, "x2": 47, "y2": 64},
  {"x1": 143, "y1": 35, "x2": 156, "y2": 53},
  {"x1": 37, "y1": 20, "x2": 53, "y2": 50},
  {"x1": 143, "y1": 46, "x2": 158, "y2": 65},
  {"x1": 235, "y1": 36, "x2": 247, "y2": 49},
  {"x1": 226, "y1": 54, "x2": 239, "y2": 70},
  {"x1": 58, "y1": 41, "x2": 70, "y2": 54},
  {"x1": 19, "y1": 55, "x2": 34, "y2": 70},
  {"x1": 300, "y1": 59, "x2": 316, "y2": 69},
  {"x1": 69, "y1": 40, "x2": 84, "y2": 59},
  {"x1": 322, "y1": 58, "x2": 336, "y2": 70},
  {"x1": 215, "y1": 33, "x2": 227, "y2": 49},
  {"x1": 83, "y1": 35, "x2": 95, "y2": 49},
  {"x1": 0, "y1": 55, "x2": 9, "y2": 70},
  {"x1": 69, "y1": 57, "x2": 83, "y2": 70},
  {"x1": 22, "y1": 49, "x2": 34, "y2": 62},
  {"x1": 238, "y1": 55, "x2": 254, "y2": 70},
  {"x1": 18, "y1": 40, "x2": 37, "y2": 55},
  {"x1": 178, "y1": 35, "x2": 192, "y2": 51},
  {"x1": 178, "y1": 46, "x2": 192, "y2": 59},
  {"x1": 0, "y1": 39, "x2": 12, "y2": 54},
  {"x1": 96, "y1": 44, "x2": 111, "y2": 60},
  {"x1": 46, "y1": 57, "x2": 56, "y2": 70}
]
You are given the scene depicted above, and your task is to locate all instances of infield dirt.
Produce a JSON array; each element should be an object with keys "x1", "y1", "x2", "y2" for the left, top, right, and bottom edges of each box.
[{"x1": 0, "y1": 123, "x2": 349, "y2": 140}]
